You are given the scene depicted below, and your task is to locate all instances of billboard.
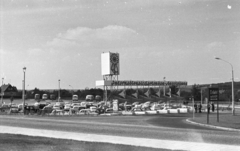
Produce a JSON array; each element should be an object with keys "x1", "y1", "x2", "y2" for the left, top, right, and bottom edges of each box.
[
  {"x1": 96, "y1": 80, "x2": 187, "y2": 86},
  {"x1": 101, "y1": 52, "x2": 120, "y2": 75},
  {"x1": 111, "y1": 80, "x2": 187, "y2": 86},
  {"x1": 209, "y1": 88, "x2": 219, "y2": 102}
]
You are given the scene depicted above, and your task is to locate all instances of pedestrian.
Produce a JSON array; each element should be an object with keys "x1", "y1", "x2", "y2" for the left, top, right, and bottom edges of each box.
[
  {"x1": 211, "y1": 102, "x2": 215, "y2": 112},
  {"x1": 10, "y1": 95, "x2": 14, "y2": 106},
  {"x1": 207, "y1": 103, "x2": 210, "y2": 114},
  {"x1": 124, "y1": 101, "x2": 127, "y2": 111},
  {"x1": 194, "y1": 103, "x2": 197, "y2": 113},
  {"x1": 198, "y1": 103, "x2": 202, "y2": 113}
]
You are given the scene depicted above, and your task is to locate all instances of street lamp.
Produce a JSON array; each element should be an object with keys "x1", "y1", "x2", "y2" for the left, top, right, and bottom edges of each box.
[
  {"x1": 58, "y1": 79, "x2": 60, "y2": 100},
  {"x1": 1, "y1": 78, "x2": 4, "y2": 105},
  {"x1": 163, "y1": 77, "x2": 166, "y2": 96},
  {"x1": 22, "y1": 67, "x2": 26, "y2": 113},
  {"x1": 215, "y1": 57, "x2": 235, "y2": 115}
]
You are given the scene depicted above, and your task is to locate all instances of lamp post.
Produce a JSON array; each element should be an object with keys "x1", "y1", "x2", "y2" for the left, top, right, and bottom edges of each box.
[
  {"x1": 1, "y1": 78, "x2": 4, "y2": 105},
  {"x1": 58, "y1": 79, "x2": 60, "y2": 100},
  {"x1": 215, "y1": 57, "x2": 235, "y2": 115},
  {"x1": 163, "y1": 77, "x2": 166, "y2": 96},
  {"x1": 200, "y1": 88, "x2": 202, "y2": 105},
  {"x1": 192, "y1": 96, "x2": 195, "y2": 119},
  {"x1": 22, "y1": 67, "x2": 26, "y2": 113}
]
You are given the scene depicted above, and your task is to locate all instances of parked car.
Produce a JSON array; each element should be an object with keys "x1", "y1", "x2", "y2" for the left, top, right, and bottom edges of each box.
[
  {"x1": 131, "y1": 103, "x2": 143, "y2": 111},
  {"x1": 86, "y1": 95, "x2": 94, "y2": 101},
  {"x1": 50, "y1": 94, "x2": 56, "y2": 100},
  {"x1": 150, "y1": 103, "x2": 162, "y2": 110},
  {"x1": 71, "y1": 106, "x2": 81, "y2": 114},
  {"x1": 86, "y1": 102, "x2": 94, "y2": 108},
  {"x1": 72, "y1": 95, "x2": 78, "y2": 101},
  {"x1": 64, "y1": 104, "x2": 71, "y2": 111},
  {"x1": 141, "y1": 101, "x2": 152, "y2": 110},
  {"x1": 71, "y1": 103, "x2": 81, "y2": 108},
  {"x1": 55, "y1": 100, "x2": 64, "y2": 109},
  {"x1": 39, "y1": 103, "x2": 48, "y2": 109},
  {"x1": 9, "y1": 106, "x2": 19, "y2": 113},
  {"x1": 42, "y1": 94, "x2": 48, "y2": 100},
  {"x1": 119, "y1": 102, "x2": 132, "y2": 111},
  {"x1": 18, "y1": 103, "x2": 28, "y2": 110},
  {"x1": 95, "y1": 95, "x2": 102, "y2": 101},
  {"x1": 105, "y1": 108, "x2": 113, "y2": 113},
  {"x1": 24, "y1": 105, "x2": 38, "y2": 114},
  {"x1": 90, "y1": 106, "x2": 97, "y2": 112},
  {"x1": 53, "y1": 104, "x2": 61, "y2": 110},
  {"x1": 1, "y1": 104, "x2": 9, "y2": 108},
  {"x1": 8, "y1": 103, "x2": 17, "y2": 108},
  {"x1": 41, "y1": 106, "x2": 53, "y2": 115},
  {"x1": 54, "y1": 103, "x2": 64, "y2": 110},
  {"x1": 79, "y1": 108, "x2": 90, "y2": 114},
  {"x1": 132, "y1": 102, "x2": 139, "y2": 106},
  {"x1": 35, "y1": 94, "x2": 40, "y2": 101}
]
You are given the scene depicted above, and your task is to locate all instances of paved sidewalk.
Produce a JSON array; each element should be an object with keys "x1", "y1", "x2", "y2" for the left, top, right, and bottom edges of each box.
[{"x1": 0, "y1": 126, "x2": 240, "y2": 151}]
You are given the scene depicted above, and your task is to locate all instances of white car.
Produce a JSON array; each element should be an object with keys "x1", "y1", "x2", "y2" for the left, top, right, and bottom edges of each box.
[
  {"x1": 9, "y1": 103, "x2": 17, "y2": 108},
  {"x1": 72, "y1": 95, "x2": 78, "y2": 101},
  {"x1": 64, "y1": 104, "x2": 71, "y2": 111},
  {"x1": 79, "y1": 109, "x2": 90, "y2": 114},
  {"x1": 105, "y1": 108, "x2": 113, "y2": 113},
  {"x1": 71, "y1": 103, "x2": 81, "y2": 108},
  {"x1": 80, "y1": 102, "x2": 87, "y2": 107},
  {"x1": 53, "y1": 104, "x2": 62, "y2": 110},
  {"x1": 42, "y1": 94, "x2": 48, "y2": 100},
  {"x1": 55, "y1": 102, "x2": 64, "y2": 108},
  {"x1": 18, "y1": 103, "x2": 28, "y2": 109},
  {"x1": 90, "y1": 106, "x2": 97, "y2": 112}
]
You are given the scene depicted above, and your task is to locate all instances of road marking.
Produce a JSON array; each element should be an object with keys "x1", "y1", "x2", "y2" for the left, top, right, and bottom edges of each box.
[{"x1": 0, "y1": 126, "x2": 239, "y2": 151}]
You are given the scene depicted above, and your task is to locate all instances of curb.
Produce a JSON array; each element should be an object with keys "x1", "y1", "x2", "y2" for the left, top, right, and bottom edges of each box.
[{"x1": 186, "y1": 118, "x2": 240, "y2": 132}]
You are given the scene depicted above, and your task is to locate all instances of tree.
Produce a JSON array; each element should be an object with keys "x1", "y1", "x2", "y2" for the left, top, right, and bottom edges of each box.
[
  {"x1": 191, "y1": 84, "x2": 201, "y2": 101},
  {"x1": 180, "y1": 91, "x2": 192, "y2": 100}
]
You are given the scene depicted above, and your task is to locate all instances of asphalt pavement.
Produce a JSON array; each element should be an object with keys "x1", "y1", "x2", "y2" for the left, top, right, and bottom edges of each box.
[{"x1": 0, "y1": 114, "x2": 240, "y2": 151}]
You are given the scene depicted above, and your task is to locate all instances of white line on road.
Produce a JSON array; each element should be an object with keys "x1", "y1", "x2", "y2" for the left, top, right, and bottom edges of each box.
[{"x1": 0, "y1": 126, "x2": 239, "y2": 151}]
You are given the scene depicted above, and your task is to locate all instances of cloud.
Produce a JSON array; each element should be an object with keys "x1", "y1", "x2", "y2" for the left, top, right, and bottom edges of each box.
[
  {"x1": 46, "y1": 25, "x2": 143, "y2": 51},
  {"x1": 206, "y1": 41, "x2": 225, "y2": 52},
  {"x1": 0, "y1": 49, "x2": 10, "y2": 55},
  {"x1": 27, "y1": 48, "x2": 42, "y2": 56}
]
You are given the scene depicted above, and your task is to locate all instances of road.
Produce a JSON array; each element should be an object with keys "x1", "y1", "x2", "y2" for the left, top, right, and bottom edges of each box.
[{"x1": 0, "y1": 114, "x2": 240, "y2": 150}]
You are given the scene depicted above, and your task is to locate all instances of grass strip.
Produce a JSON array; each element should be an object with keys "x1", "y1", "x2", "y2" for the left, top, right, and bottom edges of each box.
[{"x1": 0, "y1": 134, "x2": 185, "y2": 151}]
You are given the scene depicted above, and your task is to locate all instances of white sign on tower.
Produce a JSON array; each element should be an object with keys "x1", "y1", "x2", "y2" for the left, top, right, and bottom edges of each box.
[{"x1": 101, "y1": 52, "x2": 120, "y2": 75}]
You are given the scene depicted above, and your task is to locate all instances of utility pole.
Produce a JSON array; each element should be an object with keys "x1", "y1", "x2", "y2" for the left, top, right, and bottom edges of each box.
[
  {"x1": 1, "y1": 78, "x2": 4, "y2": 105},
  {"x1": 22, "y1": 67, "x2": 26, "y2": 114}
]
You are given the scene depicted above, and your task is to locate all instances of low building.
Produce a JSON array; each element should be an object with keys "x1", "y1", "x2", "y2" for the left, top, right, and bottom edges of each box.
[{"x1": 0, "y1": 84, "x2": 18, "y2": 97}]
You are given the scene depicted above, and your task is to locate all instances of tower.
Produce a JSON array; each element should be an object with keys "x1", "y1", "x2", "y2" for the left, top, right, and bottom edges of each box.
[{"x1": 101, "y1": 52, "x2": 120, "y2": 102}]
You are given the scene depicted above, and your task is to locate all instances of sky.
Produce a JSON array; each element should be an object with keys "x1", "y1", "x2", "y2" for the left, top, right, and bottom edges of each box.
[{"x1": 1, "y1": 0, "x2": 240, "y2": 90}]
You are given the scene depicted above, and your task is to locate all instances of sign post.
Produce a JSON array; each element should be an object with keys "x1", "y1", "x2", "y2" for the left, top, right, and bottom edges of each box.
[
  {"x1": 192, "y1": 97, "x2": 195, "y2": 120},
  {"x1": 208, "y1": 88, "x2": 219, "y2": 122},
  {"x1": 207, "y1": 98, "x2": 209, "y2": 124}
]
